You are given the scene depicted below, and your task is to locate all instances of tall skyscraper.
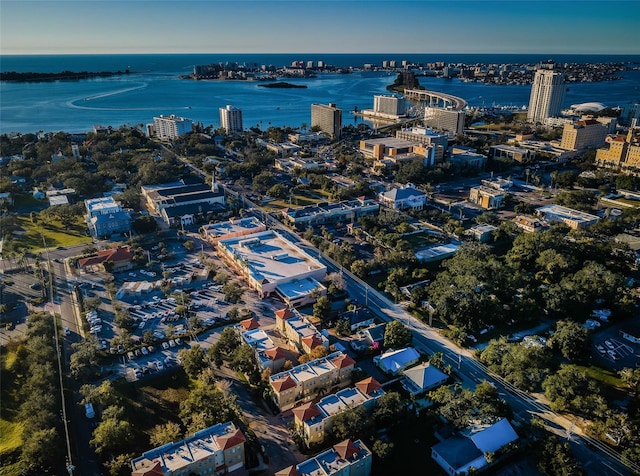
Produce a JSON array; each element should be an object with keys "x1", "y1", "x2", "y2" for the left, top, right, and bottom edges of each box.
[
  {"x1": 527, "y1": 69, "x2": 565, "y2": 123},
  {"x1": 311, "y1": 103, "x2": 342, "y2": 139},
  {"x1": 219, "y1": 105, "x2": 243, "y2": 134}
]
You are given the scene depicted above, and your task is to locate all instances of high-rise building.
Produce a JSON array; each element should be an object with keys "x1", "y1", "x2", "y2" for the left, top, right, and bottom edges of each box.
[
  {"x1": 423, "y1": 108, "x2": 465, "y2": 135},
  {"x1": 311, "y1": 103, "x2": 342, "y2": 139},
  {"x1": 527, "y1": 69, "x2": 565, "y2": 123},
  {"x1": 219, "y1": 105, "x2": 243, "y2": 134},
  {"x1": 373, "y1": 95, "x2": 406, "y2": 116},
  {"x1": 152, "y1": 114, "x2": 193, "y2": 141}
]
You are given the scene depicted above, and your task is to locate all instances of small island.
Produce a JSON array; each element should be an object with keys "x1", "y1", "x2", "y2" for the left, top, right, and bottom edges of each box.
[
  {"x1": 0, "y1": 70, "x2": 130, "y2": 82},
  {"x1": 257, "y1": 82, "x2": 307, "y2": 89}
]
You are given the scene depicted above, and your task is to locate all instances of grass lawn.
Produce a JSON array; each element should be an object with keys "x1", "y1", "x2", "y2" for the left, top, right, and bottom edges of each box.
[
  {"x1": 403, "y1": 231, "x2": 441, "y2": 249},
  {"x1": 577, "y1": 364, "x2": 626, "y2": 393},
  {"x1": 0, "y1": 343, "x2": 24, "y2": 465},
  {"x1": 264, "y1": 193, "x2": 326, "y2": 211},
  {"x1": 9, "y1": 215, "x2": 92, "y2": 252}
]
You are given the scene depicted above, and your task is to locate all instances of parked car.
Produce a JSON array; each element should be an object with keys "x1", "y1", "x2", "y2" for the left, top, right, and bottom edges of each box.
[
  {"x1": 162, "y1": 342, "x2": 170, "y2": 350},
  {"x1": 169, "y1": 339, "x2": 176, "y2": 348},
  {"x1": 141, "y1": 347, "x2": 149, "y2": 356}
]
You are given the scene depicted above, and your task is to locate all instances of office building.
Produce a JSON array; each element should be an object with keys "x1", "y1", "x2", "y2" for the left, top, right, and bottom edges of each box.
[
  {"x1": 536, "y1": 204, "x2": 599, "y2": 229},
  {"x1": 311, "y1": 103, "x2": 342, "y2": 139},
  {"x1": 596, "y1": 123, "x2": 640, "y2": 173},
  {"x1": 560, "y1": 119, "x2": 608, "y2": 151},
  {"x1": 131, "y1": 422, "x2": 246, "y2": 476},
  {"x1": 219, "y1": 105, "x2": 243, "y2": 134},
  {"x1": 152, "y1": 114, "x2": 193, "y2": 141},
  {"x1": 85, "y1": 196, "x2": 131, "y2": 239},
  {"x1": 527, "y1": 69, "x2": 565, "y2": 123}
]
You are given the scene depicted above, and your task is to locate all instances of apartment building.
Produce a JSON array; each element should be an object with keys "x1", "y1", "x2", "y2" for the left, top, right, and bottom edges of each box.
[
  {"x1": 269, "y1": 351, "x2": 356, "y2": 411},
  {"x1": 311, "y1": 103, "x2": 342, "y2": 139},
  {"x1": 152, "y1": 114, "x2": 193, "y2": 141},
  {"x1": 293, "y1": 378, "x2": 384, "y2": 444},
  {"x1": 275, "y1": 439, "x2": 372, "y2": 476},
  {"x1": 219, "y1": 105, "x2": 243, "y2": 134},
  {"x1": 275, "y1": 308, "x2": 329, "y2": 354},
  {"x1": 423, "y1": 107, "x2": 465, "y2": 135},
  {"x1": 84, "y1": 196, "x2": 131, "y2": 239},
  {"x1": 527, "y1": 69, "x2": 565, "y2": 123},
  {"x1": 131, "y1": 422, "x2": 246, "y2": 476},
  {"x1": 595, "y1": 125, "x2": 640, "y2": 173}
]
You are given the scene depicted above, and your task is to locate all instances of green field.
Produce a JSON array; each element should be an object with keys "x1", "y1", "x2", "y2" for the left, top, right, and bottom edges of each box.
[
  {"x1": 8, "y1": 215, "x2": 92, "y2": 253},
  {"x1": 0, "y1": 343, "x2": 24, "y2": 473}
]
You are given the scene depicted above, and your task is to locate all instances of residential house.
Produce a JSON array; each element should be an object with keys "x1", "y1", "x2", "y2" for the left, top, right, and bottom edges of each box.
[
  {"x1": 374, "y1": 347, "x2": 420, "y2": 375},
  {"x1": 431, "y1": 418, "x2": 519, "y2": 476},
  {"x1": 341, "y1": 308, "x2": 376, "y2": 332},
  {"x1": 269, "y1": 351, "x2": 355, "y2": 411},
  {"x1": 131, "y1": 421, "x2": 246, "y2": 476},
  {"x1": 401, "y1": 362, "x2": 449, "y2": 396},
  {"x1": 275, "y1": 439, "x2": 372, "y2": 476}
]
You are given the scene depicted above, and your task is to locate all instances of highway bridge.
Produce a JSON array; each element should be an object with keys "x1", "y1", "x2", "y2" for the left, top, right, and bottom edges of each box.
[{"x1": 403, "y1": 88, "x2": 467, "y2": 111}]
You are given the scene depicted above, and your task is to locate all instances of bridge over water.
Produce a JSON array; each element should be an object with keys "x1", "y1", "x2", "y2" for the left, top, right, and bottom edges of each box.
[{"x1": 403, "y1": 88, "x2": 467, "y2": 111}]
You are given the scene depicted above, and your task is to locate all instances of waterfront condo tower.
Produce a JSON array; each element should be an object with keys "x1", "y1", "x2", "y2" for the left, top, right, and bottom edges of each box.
[
  {"x1": 373, "y1": 95, "x2": 406, "y2": 116},
  {"x1": 311, "y1": 103, "x2": 342, "y2": 139},
  {"x1": 527, "y1": 69, "x2": 565, "y2": 123},
  {"x1": 220, "y1": 105, "x2": 244, "y2": 134},
  {"x1": 152, "y1": 114, "x2": 193, "y2": 141}
]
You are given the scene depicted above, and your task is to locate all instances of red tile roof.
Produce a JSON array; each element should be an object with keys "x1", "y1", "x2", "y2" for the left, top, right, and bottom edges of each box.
[
  {"x1": 77, "y1": 245, "x2": 133, "y2": 268},
  {"x1": 292, "y1": 402, "x2": 321, "y2": 422},
  {"x1": 132, "y1": 461, "x2": 165, "y2": 476},
  {"x1": 216, "y1": 429, "x2": 246, "y2": 450},
  {"x1": 301, "y1": 335, "x2": 323, "y2": 349},
  {"x1": 334, "y1": 439, "x2": 360, "y2": 460},
  {"x1": 272, "y1": 374, "x2": 296, "y2": 392},
  {"x1": 355, "y1": 377, "x2": 382, "y2": 396},
  {"x1": 275, "y1": 308, "x2": 294, "y2": 320},
  {"x1": 275, "y1": 466, "x2": 300, "y2": 476},
  {"x1": 331, "y1": 353, "x2": 356, "y2": 369},
  {"x1": 240, "y1": 317, "x2": 260, "y2": 331},
  {"x1": 265, "y1": 346, "x2": 287, "y2": 361}
]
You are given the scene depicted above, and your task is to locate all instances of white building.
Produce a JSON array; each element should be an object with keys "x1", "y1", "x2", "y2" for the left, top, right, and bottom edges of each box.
[
  {"x1": 219, "y1": 105, "x2": 243, "y2": 134},
  {"x1": 536, "y1": 204, "x2": 599, "y2": 229},
  {"x1": 152, "y1": 114, "x2": 193, "y2": 141},
  {"x1": 362, "y1": 95, "x2": 406, "y2": 119},
  {"x1": 423, "y1": 108, "x2": 465, "y2": 135},
  {"x1": 378, "y1": 184, "x2": 427, "y2": 210},
  {"x1": 527, "y1": 69, "x2": 565, "y2": 123}
]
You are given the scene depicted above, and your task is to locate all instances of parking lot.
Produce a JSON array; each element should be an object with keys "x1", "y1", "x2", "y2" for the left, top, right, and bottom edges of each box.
[{"x1": 593, "y1": 337, "x2": 636, "y2": 364}]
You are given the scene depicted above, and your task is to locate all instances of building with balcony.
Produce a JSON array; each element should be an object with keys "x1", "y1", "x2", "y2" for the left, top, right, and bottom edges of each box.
[
  {"x1": 527, "y1": 69, "x2": 565, "y2": 123},
  {"x1": 423, "y1": 108, "x2": 465, "y2": 135},
  {"x1": 151, "y1": 114, "x2": 193, "y2": 141},
  {"x1": 269, "y1": 351, "x2": 355, "y2": 411},
  {"x1": 131, "y1": 422, "x2": 246, "y2": 476},
  {"x1": 311, "y1": 103, "x2": 342, "y2": 139},
  {"x1": 595, "y1": 125, "x2": 640, "y2": 173},
  {"x1": 219, "y1": 105, "x2": 243, "y2": 134}
]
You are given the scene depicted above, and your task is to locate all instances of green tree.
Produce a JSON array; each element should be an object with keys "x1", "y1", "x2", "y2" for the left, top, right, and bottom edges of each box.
[
  {"x1": 542, "y1": 365, "x2": 607, "y2": 417},
  {"x1": 535, "y1": 434, "x2": 585, "y2": 476},
  {"x1": 20, "y1": 427, "x2": 61, "y2": 473},
  {"x1": 149, "y1": 422, "x2": 182, "y2": 446},
  {"x1": 179, "y1": 385, "x2": 239, "y2": 433},
  {"x1": 222, "y1": 281, "x2": 244, "y2": 303},
  {"x1": 313, "y1": 296, "x2": 332, "y2": 321},
  {"x1": 383, "y1": 320, "x2": 412, "y2": 349},
  {"x1": 178, "y1": 345, "x2": 208, "y2": 379},
  {"x1": 70, "y1": 339, "x2": 99, "y2": 381},
  {"x1": 330, "y1": 405, "x2": 373, "y2": 441},
  {"x1": 335, "y1": 318, "x2": 352, "y2": 337},
  {"x1": 229, "y1": 344, "x2": 260, "y2": 383},
  {"x1": 373, "y1": 392, "x2": 406, "y2": 428},
  {"x1": 549, "y1": 320, "x2": 591, "y2": 362},
  {"x1": 90, "y1": 406, "x2": 134, "y2": 455}
]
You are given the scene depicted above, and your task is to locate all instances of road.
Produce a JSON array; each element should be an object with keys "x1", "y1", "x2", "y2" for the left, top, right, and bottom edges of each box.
[{"x1": 178, "y1": 155, "x2": 640, "y2": 475}]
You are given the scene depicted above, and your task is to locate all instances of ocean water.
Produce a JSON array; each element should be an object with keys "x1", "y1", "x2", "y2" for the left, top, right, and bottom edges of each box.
[{"x1": 1, "y1": 54, "x2": 639, "y2": 135}]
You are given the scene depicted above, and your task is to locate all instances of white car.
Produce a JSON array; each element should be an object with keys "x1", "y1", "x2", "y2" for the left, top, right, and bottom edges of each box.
[
  {"x1": 169, "y1": 339, "x2": 176, "y2": 348},
  {"x1": 162, "y1": 342, "x2": 170, "y2": 350},
  {"x1": 604, "y1": 340, "x2": 615, "y2": 350},
  {"x1": 141, "y1": 347, "x2": 149, "y2": 356}
]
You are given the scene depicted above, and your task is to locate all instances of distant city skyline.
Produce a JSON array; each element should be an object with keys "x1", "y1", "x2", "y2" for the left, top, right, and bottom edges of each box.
[{"x1": 1, "y1": 1, "x2": 639, "y2": 56}]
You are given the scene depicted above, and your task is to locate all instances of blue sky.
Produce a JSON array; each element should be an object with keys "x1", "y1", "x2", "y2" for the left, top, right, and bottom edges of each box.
[{"x1": 1, "y1": 0, "x2": 639, "y2": 55}]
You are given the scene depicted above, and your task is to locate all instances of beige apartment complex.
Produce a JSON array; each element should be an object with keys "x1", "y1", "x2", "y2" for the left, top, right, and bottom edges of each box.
[
  {"x1": 560, "y1": 119, "x2": 608, "y2": 151},
  {"x1": 596, "y1": 126, "x2": 640, "y2": 173}
]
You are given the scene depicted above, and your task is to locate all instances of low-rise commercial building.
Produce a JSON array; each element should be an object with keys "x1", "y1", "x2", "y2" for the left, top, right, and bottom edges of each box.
[
  {"x1": 269, "y1": 351, "x2": 355, "y2": 411},
  {"x1": 448, "y1": 146, "x2": 487, "y2": 170},
  {"x1": 275, "y1": 439, "x2": 372, "y2": 476},
  {"x1": 469, "y1": 186, "x2": 506, "y2": 210},
  {"x1": 536, "y1": 204, "x2": 599, "y2": 229},
  {"x1": 513, "y1": 215, "x2": 549, "y2": 233},
  {"x1": 488, "y1": 144, "x2": 536, "y2": 163},
  {"x1": 200, "y1": 217, "x2": 267, "y2": 245},
  {"x1": 217, "y1": 230, "x2": 327, "y2": 305},
  {"x1": 131, "y1": 422, "x2": 246, "y2": 476},
  {"x1": 280, "y1": 198, "x2": 379, "y2": 230},
  {"x1": 378, "y1": 185, "x2": 427, "y2": 210}
]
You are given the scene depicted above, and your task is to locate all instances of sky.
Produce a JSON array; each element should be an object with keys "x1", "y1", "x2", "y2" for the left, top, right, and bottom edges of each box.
[{"x1": 1, "y1": 0, "x2": 639, "y2": 55}]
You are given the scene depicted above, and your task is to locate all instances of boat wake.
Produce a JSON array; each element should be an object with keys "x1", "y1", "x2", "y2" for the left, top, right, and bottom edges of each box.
[{"x1": 65, "y1": 83, "x2": 189, "y2": 111}]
